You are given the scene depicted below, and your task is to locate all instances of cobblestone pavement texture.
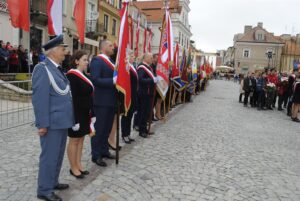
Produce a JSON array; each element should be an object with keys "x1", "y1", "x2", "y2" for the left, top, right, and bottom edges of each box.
[{"x1": 0, "y1": 80, "x2": 300, "y2": 201}]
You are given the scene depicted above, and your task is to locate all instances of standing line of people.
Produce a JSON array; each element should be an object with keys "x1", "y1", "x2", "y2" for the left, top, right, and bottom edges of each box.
[{"x1": 31, "y1": 35, "x2": 163, "y2": 201}]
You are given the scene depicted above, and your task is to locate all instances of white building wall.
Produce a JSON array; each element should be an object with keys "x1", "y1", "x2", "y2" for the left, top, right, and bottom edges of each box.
[{"x1": 0, "y1": 11, "x2": 20, "y2": 46}]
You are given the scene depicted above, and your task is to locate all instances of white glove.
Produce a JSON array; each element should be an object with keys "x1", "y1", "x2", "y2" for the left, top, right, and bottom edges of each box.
[
  {"x1": 153, "y1": 77, "x2": 158, "y2": 83},
  {"x1": 113, "y1": 76, "x2": 117, "y2": 85},
  {"x1": 91, "y1": 117, "x2": 96, "y2": 124},
  {"x1": 90, "y1": 122, "x2": 95, "y2": 133},
  {"x1": 72, "y1": 123, "x2": 80, "y2": 131}
]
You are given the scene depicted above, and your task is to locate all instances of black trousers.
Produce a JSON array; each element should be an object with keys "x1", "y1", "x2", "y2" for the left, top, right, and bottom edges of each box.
[
  {"x1": 257, "y1": 91, "x2": 265, "y2": 109},
  {"x1": 91, "y1": 106, "x2": 115, "y2": 160},
  {"x1": 250, "y1": 91, "x2": 257, "y2": 107},
  {"x1": 244, "y1": 91, "x2": 250, "y2": 105},
  {"x1": 121, "y1": 106, "x2": 134, "y2": 137},
  {"x1": 239, "y1": 93, "x2": 244, "y2": 102},
  {"x1": 138, "y1": 94, "x2": 152, "y2": 134},
  {"x1": 278, "y1": 92, "x2": 289, "y2": 109}
]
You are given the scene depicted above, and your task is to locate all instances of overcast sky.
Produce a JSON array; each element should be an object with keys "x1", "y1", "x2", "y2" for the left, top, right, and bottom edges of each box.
[{"x1": 189, "y1": 0, "x2": 300, "y2": 53}]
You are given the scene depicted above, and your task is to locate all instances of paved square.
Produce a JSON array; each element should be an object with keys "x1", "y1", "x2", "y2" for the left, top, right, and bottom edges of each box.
[{"x1": 1, "y1": 80, "x2": 300, "y2": 201}]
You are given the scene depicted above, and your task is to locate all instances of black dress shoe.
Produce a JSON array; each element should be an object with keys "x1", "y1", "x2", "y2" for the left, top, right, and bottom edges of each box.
[
  {"x1": 108, "y1": 143, "x2": 122, "y2": 151},
  {"x1": 133, "y1": 126, "x2": 139, "y2": 131},
  {"x1": 122, "y1": 136, "x2": 131, "y2": 144},
  {"x1": 80, "y1": 170, "x2": 89, "y2": 175},
  {"x1": 54, "y1": 183, "x2": 69, "y2": 190},
  {"x1": 37, "y1": 192, "x2": 62, "y2": 201},
  {"x1": 92, "y1": 158, "x2": 107, "y2": 167},
  {"x1": 292, "y1": 118, "x2": 300, "y2": 122},
  {"x1": 278, "y1": 108, "x2": 283, "y2": 111},
  {"x1": 152, "y1": 118, "x2": 158, "y2": 122},
  {"x1": 103, "y1": 153, "x2": 116, "y2": 159},
  {"x1": 69, "y1": 169, "x2": 84, "y2": 179},
  {"x1": 139, "y1": 133, "x2": 147, "y2": 138}
]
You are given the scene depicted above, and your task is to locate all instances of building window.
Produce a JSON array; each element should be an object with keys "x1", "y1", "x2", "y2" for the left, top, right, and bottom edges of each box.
[
  {"x1": 109, "y1": 0, "x2": 115, "y2": 6},
  {"x1": 243, "y1": 49, "x2": 250, "y2": 58},
  {"x1": 119, "y1": 0, "x2": 122, "y2": 9},
  {"x1": 112, "y1": 19, "x2": 117, "y2": 36},
  {"x1": 257, "y1": 33, "x2": 263, "y2": 41},
  {"x1": 104, "y1": 14, "x2": 109, "y2": 32}
]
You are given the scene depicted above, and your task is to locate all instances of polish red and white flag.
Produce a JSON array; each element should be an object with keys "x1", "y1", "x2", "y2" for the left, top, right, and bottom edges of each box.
[{"x1": 47, "y1": 0, "x2": 63, "y2": 36}]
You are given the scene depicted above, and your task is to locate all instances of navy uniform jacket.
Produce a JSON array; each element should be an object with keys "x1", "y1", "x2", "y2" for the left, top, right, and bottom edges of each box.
[
  {"x1": 90, "y1": 54, "x2": 116, "y2": 107},
  {"x1": 32, "y1": 58, "x2": 74, "y2": 129},
  {"x1": 137, "y1": 62, "x2": 155, "y2": 96}
]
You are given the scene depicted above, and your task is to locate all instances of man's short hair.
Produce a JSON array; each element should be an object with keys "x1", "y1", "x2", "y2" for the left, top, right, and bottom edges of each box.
[
  {"x1": 99, "y1": 40, "x2": 109, "y2": 51},
  {"x1": 142, "y1": 52, "x2": 153, "y2": 60}
]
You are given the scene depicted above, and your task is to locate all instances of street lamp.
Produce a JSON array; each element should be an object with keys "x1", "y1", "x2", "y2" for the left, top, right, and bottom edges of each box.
[{"x1": 266, "y1": 51, "x2": 276, "y2": 69}]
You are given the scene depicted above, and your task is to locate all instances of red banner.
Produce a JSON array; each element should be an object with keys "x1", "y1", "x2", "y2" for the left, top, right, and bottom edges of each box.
[
  {"x1": 116, "y1": 2, "x2": 131, "y2": 114},
  {"x1": 7, "y1": 0, "x2": 30, "y2": 32},
  {"x1": 73, "y1": 0, "x2": 86, "y2": 44}
]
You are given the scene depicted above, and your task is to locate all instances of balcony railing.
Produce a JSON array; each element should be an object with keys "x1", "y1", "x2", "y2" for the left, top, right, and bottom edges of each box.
[
  {"x1": 31, "y1": 0, "x2": 47, "y2": 14},
  {"x1": 86, "y1": 20, "x2": 98, "y2": 33},
  {"x1": 30, "y1": 0, "x2": 48, "y2": 25}
]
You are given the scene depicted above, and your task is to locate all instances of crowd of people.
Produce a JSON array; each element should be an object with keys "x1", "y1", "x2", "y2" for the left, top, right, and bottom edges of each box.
[
  {"x1": 239, "y1": 68, "x2": 300, "y2": 122},
  {"x1": 31, "y1": 35, "x2": 208, "y2": 201},
  {"x1": 0, "y1": 40, "x2": 48, "y2": 73}
]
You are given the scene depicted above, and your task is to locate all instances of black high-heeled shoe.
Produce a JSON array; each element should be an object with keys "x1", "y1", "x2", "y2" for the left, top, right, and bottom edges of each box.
[
  {"x1": 108, "y1": 143, "x2": 122, "y2": 151},
  {"x1": 80, "y1": 170, "x2": 89, "y2": 175},
  {"x1": 70, "y1": 169, "x2": 84, "y2": 179}
]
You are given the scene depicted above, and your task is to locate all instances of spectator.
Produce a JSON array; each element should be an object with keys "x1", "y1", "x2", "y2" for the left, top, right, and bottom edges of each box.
[
  {"x1": 291, "y1": 74, "x2": 300, "y2": 122},
  {"x1": 0, "y1": 42, "x2": 9, "y2": 73},
  {"x1": 8, "y1": 48, "x2": 19, "y2": 73},
  {"x1": 239, "y1": 74, "x2": 244, "y2": 103},
  {"x1": 256, "y1": 72, "x2": 266, "y2": 110}
]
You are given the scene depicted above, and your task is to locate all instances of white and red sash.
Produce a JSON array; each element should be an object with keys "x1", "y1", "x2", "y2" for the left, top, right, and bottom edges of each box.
[
  {"x1": 137, "y1": 63, "x2": 155, "y2": 80},
  {"x1": 67, "y1": 69, "x2": 94, "y2": 90},
  {"x1": 98, "y1": 54, "x2": 115, "y2": 71},
  {"x1": 130, "y1": 64, "x2": 138, "y2": 79}
]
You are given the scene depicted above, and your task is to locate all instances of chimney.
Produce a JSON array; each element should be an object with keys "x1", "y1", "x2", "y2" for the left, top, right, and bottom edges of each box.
[
  {"x1": 244, "y1": 25, "x2": 252, "y2": 34},
  {"x1": 257, "y1": 22, "x2": 263, "y2": 28}
]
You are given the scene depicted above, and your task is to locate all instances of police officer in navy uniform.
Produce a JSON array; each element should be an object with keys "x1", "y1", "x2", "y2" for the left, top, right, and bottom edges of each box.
[
  {"x1": 90, "y1": 40, "x2": 117, "y2": 167},
  {"x1": 32, "y1": 35, "x2": 74, "y2": 201},
  {"x1": 137, "y1": 53, "x2": 158, "y2": 138}
]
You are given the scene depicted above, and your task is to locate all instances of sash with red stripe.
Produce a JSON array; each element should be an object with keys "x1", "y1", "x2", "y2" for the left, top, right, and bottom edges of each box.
[
  {"x1": 67, "y1": 69, "x2": 94, "y2": 90},
  {"x1": 137, "y1": 64, "x2": 155, "y2": 80},
  {"x1": 98, "y1": 54, "x2": 115, "y2": 71},
  {"x1": 130, "y1": 64, "x2": 138, "y2": 79}
]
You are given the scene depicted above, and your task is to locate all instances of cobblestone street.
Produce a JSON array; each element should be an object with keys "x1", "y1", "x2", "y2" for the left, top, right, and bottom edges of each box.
[{"x1": 1, "y1": 80, "x2": 300, "y2": 201}]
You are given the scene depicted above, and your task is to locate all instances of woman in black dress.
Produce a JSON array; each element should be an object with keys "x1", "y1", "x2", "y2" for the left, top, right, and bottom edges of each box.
[{"x1": 66, "y1": 51, "x2": 94, "y2": 179}]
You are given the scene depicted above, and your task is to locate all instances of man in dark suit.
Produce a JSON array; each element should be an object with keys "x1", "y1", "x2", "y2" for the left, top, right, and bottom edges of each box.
[
  {"x1": 137, "y1": 53, "x2": 157, "y2": 138},
  {"x1": 32, "y1": 35, "x2": 74, "y2": 201},
  {"x1": 243, "y1": 72, "x2": 253, "y2": 107},
  {"x1": 90, "y1": 40, "x2": 116, "y2": 167}
]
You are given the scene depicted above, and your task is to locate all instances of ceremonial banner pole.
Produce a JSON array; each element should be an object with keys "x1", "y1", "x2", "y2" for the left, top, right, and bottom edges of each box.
[
  {"x1": 147, "y1": 85, "x2": 156, "y2": 133},
  {"x1": 116, "y1": 92, "x2": 120, "y2": 164},
  {"x1": 168, "y1": 81, "x2": 173, "y2": 112},
  {"x1": 115, "y1": 0, "x2": 131, "y2": 164},
  {"x1": 183, "y1": 88, "x2": 187, "y2": 103}
]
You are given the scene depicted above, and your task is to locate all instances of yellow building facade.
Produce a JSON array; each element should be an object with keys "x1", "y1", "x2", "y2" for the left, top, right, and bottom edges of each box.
[{"x1": 98, "y1": 0, "x2": 122, "y2": 44}]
